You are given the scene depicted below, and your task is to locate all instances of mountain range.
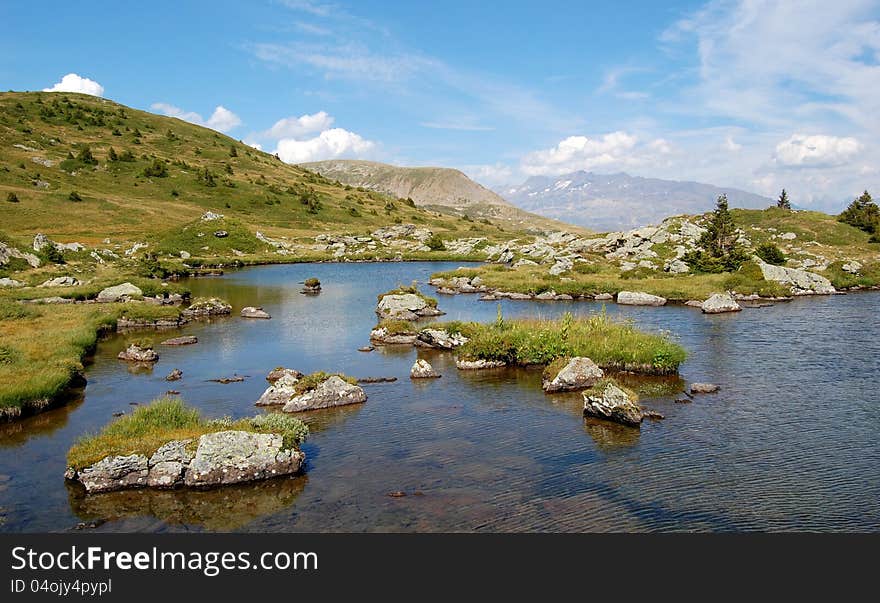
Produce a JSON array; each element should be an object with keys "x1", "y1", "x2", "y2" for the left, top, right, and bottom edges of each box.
[{"x1": 500, "y1": 171, "x2": 774, "y2": 231}]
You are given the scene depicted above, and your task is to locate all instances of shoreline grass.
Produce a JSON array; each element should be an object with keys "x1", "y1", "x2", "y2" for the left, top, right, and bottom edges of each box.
[{"x1": 67, "y1": 397, "x2": 308, "y2": 470}]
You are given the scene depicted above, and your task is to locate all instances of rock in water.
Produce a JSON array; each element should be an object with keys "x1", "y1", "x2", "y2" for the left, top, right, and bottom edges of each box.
[
  {"x1": 701, "y1": 292, "x2": 742, "y2": 314},
  {"x1": 282, "y1": 376, "x2": 367, "y2": 413},
  {"x1": 370, "y1": 327, "x2": 418, "y2": 345},
  {"x1": 97, "y1": 282, "x2": 143, "y2": 303},
  {"x1": 118, "y1": 344, "x2": 159, "y2": 363},
  {"x1": 165, "y1": 368, "x2": 183, "y2": 382},
  {"x1": 415, "y1": 328, "x2": 469, "y2": 349},
  {"x1": 182, "y1": 298, "x2": 232, "y2": 318},
  {"x1": 375, "y1": 293, "x2": 444, "y2": 321},
  {"x1": 240, "y1": 306, "x2": 271, "y2": 319},
  {"x1": 542, "y1": 357, "x2": 604, "y2": 392},
  {"x1": 456, "y1": 358, "x2": 507, "y2": 370},
  {"x1": 73, "y1": 454, "x2": 149, "y2": 493},
  {"x1": 583, "y1": 382, "x2": 644, "y2": 427},
  {"x1": 184, "y1": 431, "x2": 304, "y2": 487},
  {"x1": 161, "y1": 335, "x2": 198, "y2": 346},
  {"x1": 410, "y1": 359, "x2": 440, "y2": 379},
  {"x1": 256, "y1": 372, "x2": 302, "y2": 406},
  {"x1": 616, "y1": 291, "x2": 667, "y2": 306},
  {"x1": 690, "y1": 383, "x2": 720, "y2": 394},
  {"x1": 265, "y1": 367, "x2": 304, "y2": 384}
]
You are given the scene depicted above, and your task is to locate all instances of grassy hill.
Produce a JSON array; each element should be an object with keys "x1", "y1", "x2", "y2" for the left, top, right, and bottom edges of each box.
[
  {"x1": 0, "y1": 92, "x2": 529, "y2": 251},
  {"x1": 301, "y1": 159, "x2": 577, "y2": 233}
]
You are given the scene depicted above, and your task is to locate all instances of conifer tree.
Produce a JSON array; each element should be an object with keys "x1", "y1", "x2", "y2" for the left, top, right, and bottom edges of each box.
[{"x1": 777, "y1": 189, "x2": 791, "y2": 209}]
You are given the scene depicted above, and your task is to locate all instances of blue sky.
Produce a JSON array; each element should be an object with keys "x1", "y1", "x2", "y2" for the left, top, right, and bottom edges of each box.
[{"x1": 2, "y1": 0, "x2": 879, "y2": 210}]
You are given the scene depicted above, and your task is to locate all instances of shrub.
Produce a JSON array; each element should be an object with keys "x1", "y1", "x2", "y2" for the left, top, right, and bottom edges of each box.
[
  {"x1": 118, "y1": 149, "x2": 135, "y2": 162},
  {"x1": 838, "y1": 190, "x2": 879, "y2": 234},
  {"x1": 76, "y1": 146, "x2": 98, "y2": 165},
  {"x1": 68, "y1": 191, "x2": 82, "y2": 202},
  {"x1": 304, "y1": 277, "x2": 320, "y2": 288},
  {"x1": 6, "y1": 192, "x2": 19, "y2": 203},
  {"x1": 756, "y1": 242, "x2": 786, "y2": 265},
  {"x1": 426, "y1": 233, "x2": 446, "y2": 251},
  {"x1": 143, "y1": 158, "x2": 168, "y2": 178},
  {"x1": 107, "y1": 147, "x2": 118, "y2": 161}
]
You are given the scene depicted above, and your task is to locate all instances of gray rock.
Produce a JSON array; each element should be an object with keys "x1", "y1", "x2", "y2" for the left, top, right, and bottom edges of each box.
[
  {"x1": 165, "y1": 368, "x2": 183, "y2": 381},
  {"x1": 266, "y1": 367, "x2": 304, "y2": 384},
  {"x1": 370, "y1": 327, "x2": 417, "y2": 345},
  {"x1": 617, "y1": 291, "x2": 667, "y2": 306},
  {"x1": 117, "y1": 344, "x2": 159, "y2": 363},
  {"x1": 32, "y1": 233, "x2": 52, "y2": 252},
  {"x1": 0, "y1": 277, "x2": 23, "y2": 288},
  {"x1": 97, "y1": 282, "x2": 143, "y2": 303},
  {"x1": 690, "y1": 383, "x2": 720, "y2": 394},
  {"x1": 594, "y1": 293, "x2": 614, "y2": 301},
  {"x1": 147, "y1": 440, "x2": 194, "y2": 488},
  {"x1": 75, "y1": 454, "x2": 150, "y2": 493},
  {"x1": 240, "y1": 306, "x2": 271, "y2": 319},
  {"x1": 758, "y1": 261, "x2": 835, "y2": 295},
  {"x1": 456, "y1": 358, "x2": 506, "y2": 370},
  {"x1": 39, "y1": 276, "x2": 80, "y2": 287},
  {"x1": 281, "y1": 376, "x2": 367, "y2": 413},
  {"x1": 160, "y1": 336, "x2": 198, "y2": 346},
  {"x1": 701, "y1": 292, "x2": 742, "y2": 314},
  {"x1": 842, "y1": 261, "x2": 862, "y2": 274},
  {"x1": 256, "y1": 372, "x2": 302, "y2": 406},
  {"x1": 184, "y1": 431, "x2": 304, "y2": 487},
  {"x1": 213, "y1": 230, "x2": 228, "y2": 238},
  {"x1": 415, "y1": 328, "x2": 469, "y2": 349},
  {"x1": 0, "y1": 241, "x2": 40, "y2": 268},
  {"x1": 583, "y1": 383, "x2": 643, "y2": 427},
  {"x1": 375, "y1": 293, "x2": 444, "y2": 320},
  {"x1": 665, "y1": 259, "x2": 690, "y2": 274},
  {"x1": 542, "y1": 357, "x2": 604, "y2": 392},
  {"x1": 182, "y1": 298, "x2": 232, "y2": 318},
  {"x1": 410, "y1": 359, "x2": 440, "y2": 379}
]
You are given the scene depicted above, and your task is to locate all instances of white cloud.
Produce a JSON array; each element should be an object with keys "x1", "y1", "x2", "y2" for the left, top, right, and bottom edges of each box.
[
  {"x1": 43, "y1": 73, "x2": 104, "y2": 97},
  {"x1": 774, "y1": 134, "x2": 862, "y2": 168},
  {"x1": 521, "y1": 132, "x2": 640, "y2": 176},
  {"x1": 462, "y1": 163, "x2": 514, "y2": 187},
  {"x1": 723, "y1": 136, "x2": 742, "y2": 152},
  {"x1": 151, "y1": 103, "x2": 242, "y2": 133},
  {"x1": 264, "y1": 111, "x2": 334, "y2": 139},
  {"x1": 274, "y1": 128, "x2": 375, "y2": 163}
]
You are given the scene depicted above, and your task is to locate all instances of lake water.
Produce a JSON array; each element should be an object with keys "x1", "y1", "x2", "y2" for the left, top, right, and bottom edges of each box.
[{"x1": 1, "y1": 261, "x2": 878, "y2": 532}]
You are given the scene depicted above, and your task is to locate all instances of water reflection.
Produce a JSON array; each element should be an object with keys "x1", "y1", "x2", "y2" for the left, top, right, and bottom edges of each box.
[{"x1": 583, "y1": 417, "x2": 641, "y2": 449}]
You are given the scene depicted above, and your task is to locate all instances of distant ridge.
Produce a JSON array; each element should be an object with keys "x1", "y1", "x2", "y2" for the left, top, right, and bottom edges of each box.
[{"x1": 501, "y1": 170, "x2": 773, "y2": 231}]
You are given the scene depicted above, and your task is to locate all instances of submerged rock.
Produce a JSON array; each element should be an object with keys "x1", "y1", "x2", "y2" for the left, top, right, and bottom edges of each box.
[
  {"x1": 701, "y1": 292, "x2": 742, "y2": 314},
  {"x1": 617, "y1": 291, "x2": 667, "y2": 306},
  {"x1": 240, "y1": 306, "x2": 271, "y2": 319},
  {"x1": 117, "y1": 344, "x2": 159, "y2": 363},
  {"x1": 542, "y1": 357, "x2": 604, "y2": 393},
  {"x1": 97, "y1": 282, "x2": 143, "y2": 303},
  {"x1": 165, "y1": 368, "x2": 183, "y2": 382},
  {"x1": 690, "y1": 383, "x2": 720, "y2": 394},
  {"x1": 583, "y1": 382, "x2": 644, "y2": 427},
  {"x1": 456, "y1": 358, "x2": 507, "y2": 370},
  {"x1": 410, "y1": 359, "x2": 440, "y2": 379},
  {"x1": 281, "y1": 376, "x2": 367, "y2": 413},
  {"x1": 161, "y1": 335, "x2": 198, "y2": 346}
]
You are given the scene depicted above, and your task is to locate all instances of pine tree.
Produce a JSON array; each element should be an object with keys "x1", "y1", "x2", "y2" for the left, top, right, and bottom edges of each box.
[
  {"x1": 701, "y1": 194, "x2": 738, "y2": 256},
  {"x1": 108, "y1": 147, "x2": 118, "y2": 162},
  {"x1": 777, "y1": 189, "x2": 791, "y2": 210},
  {"x1": 838, "y1": 190, "x2": 879, "y2": 234}
]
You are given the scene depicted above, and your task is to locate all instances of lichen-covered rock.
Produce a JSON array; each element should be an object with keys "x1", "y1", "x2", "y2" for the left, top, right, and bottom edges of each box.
[
  {"x1": 542, "y1": 357, "x2": 604, "y2": 392},
  {"x1": 184, "y1": 431, "x2": 304, "y2": 487},
  {"x1": 161, "y1": 335, "x2": 198, "y2": 346},
  {"x1": 375, "y1": 293, "x2": 444, "y2": 321},
  {"x1": 0, "y1": 277, "x2": 24, "y2": 287},
  {"x1": 583, "y1": 383, "x2": 644, "y2": 427},
  {"x1": 266, "y1": 367, "x2": 304, "y2": 384},
  {"x1": 240, "y1": 306, "x2": 271, "y2": 319},
  {"x1": 118, "y1": 344, "x2": 159, "y2": 363},
  {"x1": 415, "y1": 328, "x2": 468, "y2": 349},
  {"x1": 456, "y1": 358, "x2": 507, "y2": 370},
  {"x1": 74, "y1": 454, "x2": 150, "y2": 493},
  {"x1": 281, "y1": 376, "x2": 367, "y2": 413},
  {"x1": 182, "y1": 297, "x2": 232, "y2": 318},
  {"x1": 617, "y1": 291, "x2": 667, "y2": 306},
  {"x1": 410, "y1": 359, "x2": 440, "y2": 379},
  {"x1": 147, "y1": 439, "x2": 194, "y2": 488},
  {"x1": 701, "y1": 292, "x2": 742, "y2": 314},
  {"x1": 97, "y1": 282, "x2": 143, "y2": 303},
  {"x1": 0, "y1": 241, "x2": 41, "y2": 268},
  {"x1": 758, "y1": 261, "x2": 835, "y2": 295},
  {"x1": 256, "y1": 372, "x2": 302, "y2": 406}
]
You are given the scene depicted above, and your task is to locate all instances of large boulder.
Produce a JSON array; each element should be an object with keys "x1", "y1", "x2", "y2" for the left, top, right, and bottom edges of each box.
[
  {"x1": 184, "y1": 431, "x2": 304, "y2": 487},
  {"x1": 117, "y1": 344, "x2": 159, "y2": 363},
  {"x1": 583, "y1": 382, "x2": 644, "y2": 427},
  {"x1": 542, "y1": 357, "x2": 604, "y2": 392},
  {"x1": 282, "y1": 376, "x2": 367, "y2": 413},
  {"x1": 701, "y1": 292, "x2": 742, "y2": 314},
  {"x1": 182, "y1": 297, "x2": 232, "y2": 318},
  {"x1": 617, "y1": 291, "x2": 667, "y2": 306},
  {"x1": 147, "y1": 439, "x2": 194, "y2": 488},
  {"x1": 758, "y1": 261, "x2": 835, "y2": 295},
  {"x1": 256, "y1": 371, "x2": 302, "y2": 406},
  {"x1": 0, "y1": 277, "x2": 24, "y2": 288},
  {"x1": 415, "y1": 328, "x2": 469, "y2": 349},
  {"x1": 410, "y1": 359, "x2": 440, "y2": 379},
  {"x1": 375, "y1": 293, "x2": 444, "y2": 321},
  {"x1": 0, "y1": 241, "x2": 41, "y2": 268},
  {"x1": 72, "y1": 454, "x2": 150, "y2": 493},
  {"x1": 97, "y1": 282, "x2": 143, "y2": 303}
]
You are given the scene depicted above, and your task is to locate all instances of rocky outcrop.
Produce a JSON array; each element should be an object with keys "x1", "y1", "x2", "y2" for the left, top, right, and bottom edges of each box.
[
  {"x1": 39, "y1": 276, "x2": 80, "y2": 287},
  {"x1": 700, "y1": 292, "x2": 742, "y2": 314},
  {"x1": 0, "y1": 241, "x2": 41, "y2": 268},
  {"x1": 542, "y1": 357, "x2": 604, "y2": 392},
  {"x1": 161, "y1": 335, "x2": 198, "y2": 346},
  {"x1": 0, "y1": 277, "x2": 24, "y2": 287},
  {"x1": 375, "y1": 293, "x2": 444, "y2": 321},
  {"x1": 456, "y1": 358, "x2": 507, "y2": 370},
  {"x1": 117, "y1": 344, "x2": 159, "y2": 363},
  {"x1": 281, "y1": 376, "x2": 367, "y2": 413},
  {"x1": 415, "y1": 328, "x2": 469, "y2": 349},
  {"x1": 97, "y1": 282, "x2": 143, "y2": 303},
  {"x1": 117, "y1": 315, "x2": 186, "y2": 330},
  {"x1": 370, "y1": 327, "x2": 418, "y2": 345},
  {"x1": 182, "y1": 298, "x2": 232, "y2": 318},
  {"x1": 583, "y1": 382, "x2": 644, "y2": 427},
  {"x1": 616, "y1": 291, "x2": 667, "y2": 306},
  {"x1": 410, "y1": 359, "x2": 440, "y2": 379},
  {"x1": 65, "y1": 431, "x2": 304, "y2": 493},
  {"x1": 758, "y1": 261, "x2": 835, "y2": 295},
  {"x1": 240, "y1": 306, "x2": 271, "y2": 319},
  {"x1": 266, "y1": 367, "x2": 304, "y2": 384},
  {"x1": 256, "y1": 371, "x2": 302, "y2": 406}
]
